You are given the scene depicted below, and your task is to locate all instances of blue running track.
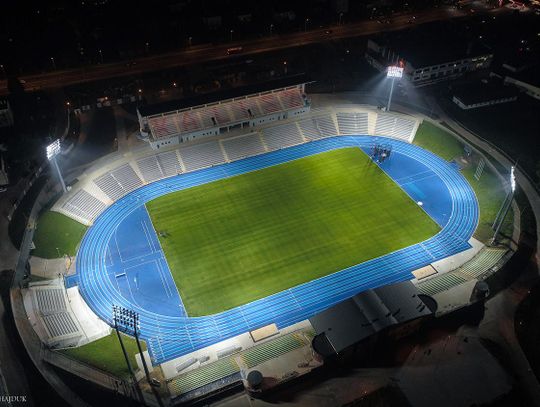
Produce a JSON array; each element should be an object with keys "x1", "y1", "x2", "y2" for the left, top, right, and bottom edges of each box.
[{"x1": 74, "y1": 136, "x2": 478, "y2": 364}]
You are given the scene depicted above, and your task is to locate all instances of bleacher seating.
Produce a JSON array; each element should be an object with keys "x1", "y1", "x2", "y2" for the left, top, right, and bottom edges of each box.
[
  {"x1": 228, "y1": 100, "x2": 251, "y2": 121},
  {"x1": 94, "y1": 173, "x2": 123, "y2": 201},
  {"x1": 149, "y1": 116, "x2": 176, "y2": 139},
  {"x1": 241, "y1": 333, "x2": 305, "y2": 369},
  {"x1": 393, "y1": 117, "x2": 416, "y2": 141},
  {"x1": 263, "y1": 123, "x2": 303, "y2": 150},
  {"x1": 241, "y1": 97, "x2": 262, "y2": 118},
  {"x1": 178, "y1": 110, "x2": 202, "y2": 133},
  {"x1": 137, "y1": 150, "x2": 183, "y2": 184},
  {"x1": 258, "y1": 93, "x2": 282, "y2": 114},
  {"x1": 198, "y1": 108, "x2": 216, "y2": 128},
  {"x1": 61, "y1": 189, "x2": 107, "y2": 223},
  {"x1": 111, "y1": 164, "x2": 144, "y2": 192},
  {"x1": 375, "y1": 114, "x2": 416, "y2": 141},
  {"x1": 209, "y1": 104, "x2": 232, "y2": 125},
  {"x1": 336, "y1": 112, "x2": 369, "y2": 135},
  {"x1": 417, "y1": 273, "x2": 467, "y2": 296},
  {"x1": 180, "y1": 141, "x2": 225, "y2": 171},
  {"x1": 168, "y1": 357, "x2": 240, "y2": 395},
  {"x1": 278, "y1": 89, "x2": 304, "y2": 110},
  {"x1": 298, "y1": 118, "x2": 322, "y2": 140},
  {"x1": 42, "y1": 312, "x2": 80, "y2": 338},
  {"x1": 457, "y1": 248, "x2": 508, "y2": 279},
  {"x1": 157, "y1": 150, "x2": 183, "y2": 177},
  {"x1": 35, "y1": 289, "x2": 67, "y2": 315},
  {"x1": 94, "y1": 164, "x2": 143, "y2": 201},
  {"x1": 374, "y1": 114, "x2": 395, "y2": 136},
  {"x1": 146, "y1": 88, "x2": 307, "y2": 142},
  {"x1": 314, "y1": 115, "x2": 338, "y2": 137},
  {"x1": 137, "y1": 155, "x2": 163, "y2": 184},
  {"x1": 222, "y1": 134, "x2": 266, "y2": 161}
]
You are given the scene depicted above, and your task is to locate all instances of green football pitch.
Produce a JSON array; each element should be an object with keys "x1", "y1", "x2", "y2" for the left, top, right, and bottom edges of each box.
[{"x1": 146, "y1": 147, "x2": 440, "y2": 316}]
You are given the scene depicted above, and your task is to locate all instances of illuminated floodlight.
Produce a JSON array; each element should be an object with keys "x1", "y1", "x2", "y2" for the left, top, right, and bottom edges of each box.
[
  {"x1": 46, "y1": 139, "x2": 67, "y2": 192},
  {"x1": 46, "y1": 139, "x2": 61, "y2": 161},
  {"x1": 510, "y1": 166, "x2": 516, "y2": 192},
  {"x1": 387, "y1": 66, "x2": 404, "y2": 78},
  {"x1": 491, "y1": 165, "x2": 517, "y2": 245},
  {"x1": 386, "y1": 66, "x2": 403, "y2": 112}
]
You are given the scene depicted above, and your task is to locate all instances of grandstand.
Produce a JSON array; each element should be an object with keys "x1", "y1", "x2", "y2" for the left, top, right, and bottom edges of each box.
[
  {"x1": 336, "y1": 112, "x2": 369, "y2": 135},
  {"x1": 375, "y1": 113, "x2": 417, "y2": 141},
  {"x1": 22, "y1": 280, "x2": 109, "y2": 348},
  {"x1": 262, "y1": 122, "x2": 304, "y2": 149},
  {"x1": 138, "y1": 75, "x2": 312, "y2": 149},
  {"x1": 221, "y1": 132, "x2": 266, "y2": 160},
  {"x1": 416, "y1": 247, "x2": 509, "y2": 296}
]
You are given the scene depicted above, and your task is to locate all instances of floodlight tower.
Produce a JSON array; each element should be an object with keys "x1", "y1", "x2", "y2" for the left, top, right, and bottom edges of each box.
[
  {"x1": 113, "y1": 305, "x2": 164, "y2": 407},
  {"x1": 46, "y1": 139, "x2": 67, "y2": 193},
  {"x1": 491, "y1": 166, "x2": 516, "y2": 245},
  {"x1": 112, "y1": 305, "x2": 144, "y2": 404},
  {"x1": 386, "y1": 65, "x2": 403, "y2": 112}
]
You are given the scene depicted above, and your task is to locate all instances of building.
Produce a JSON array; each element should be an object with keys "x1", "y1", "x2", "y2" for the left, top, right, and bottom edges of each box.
[
  {"x1": 137, "y1": 75, "x2": 312, "y2": 150},
  {"x1": 502, "y1": 66, "x2": 540, "y2": 101},
  {"x1": 452, "y1": 80, "x2": 518, "y2": 110},
  {"x1": 365, "y1": 22, "x2": 493, "y2": 87},
  {"x1": 310, "y1": 281, "x2": 436, "y2": 358}
]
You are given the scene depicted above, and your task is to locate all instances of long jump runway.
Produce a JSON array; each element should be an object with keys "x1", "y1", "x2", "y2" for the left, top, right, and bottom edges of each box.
[{"x1": 74, "y1": 136, "x2": 479, "y2": 364}]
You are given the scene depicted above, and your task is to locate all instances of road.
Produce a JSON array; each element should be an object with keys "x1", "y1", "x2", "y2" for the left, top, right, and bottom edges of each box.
[{"x1": 0, "y1": 7, "x2": 475, "y2": 96}]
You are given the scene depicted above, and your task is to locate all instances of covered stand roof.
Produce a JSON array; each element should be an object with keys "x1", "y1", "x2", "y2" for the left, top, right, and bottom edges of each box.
[{"x1": 310, "y1": 281, "x2": 434, "y2": 357}]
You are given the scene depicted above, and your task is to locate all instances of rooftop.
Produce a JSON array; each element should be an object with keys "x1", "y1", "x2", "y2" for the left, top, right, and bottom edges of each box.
[
  {"x1": 504, "y1": 64, "x2": 540, "y2": 88},
  {"x1": 453, "y1": 81, "x2": 519, "y2": 106},
  {"x1": 309, "y1": 281, "x2": 433, "y2": 356}
]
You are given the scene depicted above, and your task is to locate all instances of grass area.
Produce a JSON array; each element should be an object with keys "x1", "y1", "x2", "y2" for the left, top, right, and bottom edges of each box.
[
  {"x1": 32, "y1": 211, "x2": 87, "y2": 258},
  {"x1": 60, "y1": 332, "x2": 146, "y2": 378},
  {"x1": 462, "y1": 166, "x2": 513, "y2": 242},
  {"x1": 147, "y1": 148, "x2": 440, "y2": 316},
  {"x1": 414, "y1": 122, "x2": 513, "y2": 242},
  {"x1": 413, "y1": 121, "x2": 464, "y2": 161}
]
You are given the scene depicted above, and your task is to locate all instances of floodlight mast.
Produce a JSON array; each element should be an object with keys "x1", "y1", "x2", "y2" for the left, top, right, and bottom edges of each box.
[
  {"x1": 491, "y1": 166, "x2": 516, "y2": 245},
  {"x1": 386, "y1": 66, "x2": 403, "y2": 112},
  {"x1": 46, "y1": 139, "x2": 67, "y2": 193}
]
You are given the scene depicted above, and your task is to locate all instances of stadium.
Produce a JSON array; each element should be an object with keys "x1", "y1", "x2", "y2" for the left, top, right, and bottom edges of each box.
[{"x1": 21, "y1": 75, "x2": 514, "y2": 403}]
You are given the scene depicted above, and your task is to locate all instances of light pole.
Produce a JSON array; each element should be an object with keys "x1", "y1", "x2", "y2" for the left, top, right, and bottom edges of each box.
[
  {"x1": 46, "y1": 139, "x2": 67, "y2": 193},
  {"x1": 50, "y1": 57, "x2": 56, "y2": 70},
  {"x1": 339, "y1": 12, "x2": 344, "y2": 25},
  {"x1": 112, "y1": 306, "x2": 145, "y2": 405},
  {"x1": 304, "y1": 18, "x2": 310, "y2": 32},
  {"x1": 229, "y1": 29, "x2": 234, "y2": 41},
  {"x1": 491, "y1": 166, "x2": 516, "y2": 245},
  {"x1": 145, "y1": 42, "x2": 150, "y2": 54},
  {"x1": 113, "y1": 306, "x2": 164, "y2": 407},
  {"x1": 386, "y1": 65, "x2": 403, "y2": 112},
  {"x1": 98, "y1": 49, "x2": 103, "y2": 64}
]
